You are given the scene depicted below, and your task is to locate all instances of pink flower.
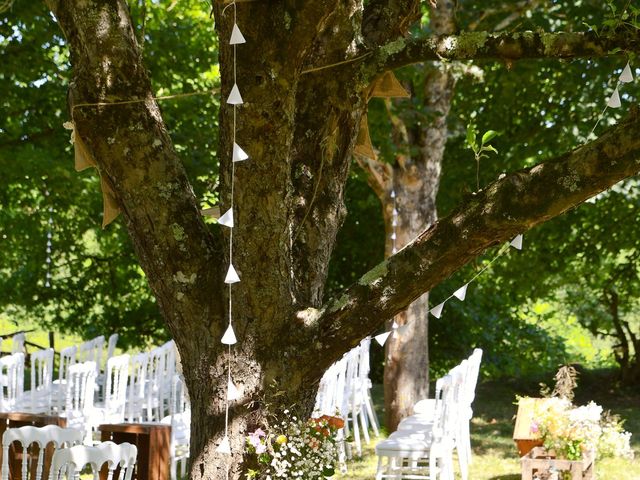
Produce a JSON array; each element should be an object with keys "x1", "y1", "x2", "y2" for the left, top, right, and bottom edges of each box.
[
  {"x1": 248, "y1": 428, "x2": 267, "y2": 448},
  {"x1": 255, "y1": 443, "x2": 267, "y2": 454},
  {"x1": 531, "y1": 421, "x2": 539, "y2": 434}
]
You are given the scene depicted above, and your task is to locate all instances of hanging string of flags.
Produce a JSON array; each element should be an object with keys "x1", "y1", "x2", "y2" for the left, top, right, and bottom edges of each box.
[
  {"x1": 374, "y1": 233, "x2": 523, "y2": 346},
  {"x1": 44, "y1": 189, "x2": 53, "y2": 288},
  {"x1": 588, "y1": 61, "x2": 634, "y2": 138},
  {"x1": 215, "y1": 1, "x2": 247, "y2": 469},
  {"x1": 390, "y1": 189, "x2": 398, "y2": 255}
]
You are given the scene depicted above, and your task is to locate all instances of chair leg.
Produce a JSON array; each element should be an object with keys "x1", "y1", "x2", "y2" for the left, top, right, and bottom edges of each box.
[
  {"x1": 365, "y1": 392, "x2": 380, "y2": 437},
  {"x1": 375, "y1": 456, "x2": 385, "y2": 480},
  {"x1": 359, "y1": 407, "x2": 370, "y2": 444},
  {"x1": 352, "y1": 411, "x2": 362, "y2": 457}
]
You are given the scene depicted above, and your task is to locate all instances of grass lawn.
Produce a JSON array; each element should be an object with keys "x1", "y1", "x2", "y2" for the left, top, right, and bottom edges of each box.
[{"x1": 337, "y1": 370, "x2": 640, "y2": 479}]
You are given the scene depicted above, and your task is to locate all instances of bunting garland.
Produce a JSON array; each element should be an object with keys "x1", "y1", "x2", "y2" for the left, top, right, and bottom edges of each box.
[
  {"x1": 375, "y1": 234, "x2": 524, "y2": 346},
  {"x1": 390, "y1": 189, "x2": 398, "y2": 254},
  {"x1": 44, "y1": 189, "x2": 53, "y2": 288},
  {"x1": 588, "y1": 60, "x2": 634, "y2": 138},
  {"x1": 215, "y1": 1, "x2": 247, "y2": 472}
]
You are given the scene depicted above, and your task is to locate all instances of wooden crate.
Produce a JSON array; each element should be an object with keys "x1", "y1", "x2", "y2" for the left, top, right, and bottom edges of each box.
[
  {"x1": 521, "y1": 446, "x2": 595, "y2": 480},
  {"x1": 99, "y1": 423, "x2": 171, "y2": 480},
  {"x1": 513, "y1": 397, "x2": 546, "y2": 456}
]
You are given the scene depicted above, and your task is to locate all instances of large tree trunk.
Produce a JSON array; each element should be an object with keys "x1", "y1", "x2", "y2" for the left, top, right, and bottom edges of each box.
[{"x1": 43, "y1": 0, "x2": 640, "y2": 477}]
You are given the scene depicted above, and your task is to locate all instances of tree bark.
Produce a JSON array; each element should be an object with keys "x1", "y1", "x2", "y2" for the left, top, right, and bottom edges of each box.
[{"x1": 43, "y1": 0, "x2": 640, "y2": 476}]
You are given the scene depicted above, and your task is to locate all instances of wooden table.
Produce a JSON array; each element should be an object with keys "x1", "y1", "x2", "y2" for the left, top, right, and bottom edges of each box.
[
  {"x1": 0, "y1": 412, "x2": 67, "y2": 480},
  {"x1": 99, "y1": 423, "x2": 171, "y2": 480}
]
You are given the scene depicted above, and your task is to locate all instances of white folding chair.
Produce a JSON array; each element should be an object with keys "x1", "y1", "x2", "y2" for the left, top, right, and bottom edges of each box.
[
  {"x1": 95, "y1": 355, "x2": 130, "y2": 425},
  {"x1": 10, "y1": 333, "x2": 25, "y2": 354},
  {"x1": 1, "y1": 425, "x2": 83, "y2": 480},
  {"x1": 160, "y1": 374, "x2": 190, "y2": 480},
  {"x1": 125, "y1": 352, "x2": 147, "y2": 423},
  {"x1": 61, "y1": 361, "x2": 96, "y2": 443},
  {"x1": 0, "y1": 353, "x2": 25, "y2": 412},
  {"x1": 375, "y1": 371, "x2": 462, "y2": 480},
  {"x1": 49, "y1": 441, "x2": 137, "y2": 480},
  {"x1": 21, "y1": 348, "x2": 54, "y2": 414}
]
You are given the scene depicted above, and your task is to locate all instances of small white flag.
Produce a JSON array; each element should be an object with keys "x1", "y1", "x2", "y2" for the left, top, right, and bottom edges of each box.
[
  {"x1": 218, "y1": 208, "x2": 234, "y2": 228},
  {"x1": 391, "y1": 247, "x2": 397, "y2": 254},
  {"x1": 375, "y1": 331, "x2": 391, "y2": 346},
  {"x1": 227, "y1": 379, "x2": 241, "y2": 400},
  {"x1": 390, "y1": 232, "x2": 396, "y2": 240},
  {"x1": 227, "y1": 84, "x2": 243, "y2": 105},
  {"x1": 607, "y1": 87, "x2": 621, "y2": 108},
  {"x1": 390, "y1": 190, "x2": 396, "y2": 198},
  {"x1": 216, "y1": 435, "x2": 231, "y2": 454},
  {"x1": 221, "y1": 324, "x2": 237, "y2": 345},
  {"x1": 230, "y1": 24, "x2": 246, "y2": 45},
  {"x1": 392, "y1": 208, "x2": 398, "y2": 216},
  {"x1": 430, "y1": 302, "x2": 445, "y2": 319},
  {"x1": 391, "y1": 321, "x2": 399, "y2": 329},
  {"x1": 233, "y1": 143, "x2": 249, "y2": 162},
  {"x1": 510, "y1": 234, "x2": 523, "y2": 250},
  {"x1": 392, "y1": 218, "x2": 397, "y2": 227},
  {"x1": 453, "y1": 284, "x2": 468, "y2": 301},
  {"x1": 225, "y1": 264, "x2": 240, "y2": 284},
  {"x1": 620, "y1": 62, "x2": 633, "y2": 83}
]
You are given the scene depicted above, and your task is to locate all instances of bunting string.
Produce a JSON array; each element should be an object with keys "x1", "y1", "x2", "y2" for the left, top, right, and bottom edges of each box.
[
  {"x1": 587, "y1": 61, "x2": 634, "y2": 139},
  {"x1": 215, "y1": 1, "x2": 247, "y2": 476},
  {"x1": 374, "y1": 233, "x2": 523, "y2": 346},
  {"x1": 44, "y1": 189, "x2": 53, "y2": 288}
]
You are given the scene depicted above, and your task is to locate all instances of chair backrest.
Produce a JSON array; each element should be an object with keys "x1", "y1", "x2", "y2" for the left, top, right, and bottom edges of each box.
[
  {"x1": 1, "y1": 425, "x2": 83, "y2": 480},
  {"x1": 125, "y1": 352, "x2": 148, "y2": 422},
  {"x1": 63, "y1": 361, "x2": 96, "y2": 440},
  {"x1": 58, "y1": 346, "x2": 77, "y2": 384},
  {"x1": 78, "y1": 336, "x2": 105, "y2": 375},
  {"x1": 105, "y1": 334, "x2": 119, "y2": 365},
  {"x1": 103, "y1": 355, "x2": 130, "y2": 423},
  {"x1": 463, "y1": 348, "x2": 483, "y2": 407},
  {"x1": 29, "y1": 348, "x2": 55, "y2": 412},
  {"x1": 11, "y1": 333, "x2": 25, "y2": 354},
  {"x1": 145, "y1": 347, "x2": 165, "y2": 421},
  {"x1": 0, "y1": 353, "x2": 25, "y2": 412},
  {"x1": 49, "y1": 441, "x2": 137, "y2": 480}
]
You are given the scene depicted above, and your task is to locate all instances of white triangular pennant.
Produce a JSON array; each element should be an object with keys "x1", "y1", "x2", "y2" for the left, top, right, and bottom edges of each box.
[
  {"x1": 230, "y1": 24, "x2": 246, "y2": 45},
  {"x1": 390, "y1": 232, "x2": 396, "y2": 240},
  {"x1": 391, "y1": 247, "x2": 397, "y2": 254},
  {"x1": 392, "y1": 218, "x2": 397, "y2": 227},
  {"x1": 216, "y1": 435, "x2": 231, "y2": 454},
  {"x1": 227, "y1": 84, "x2": 243, "y2": 105},
  {"x1": 392, "y1": 208, "x2": 398, "y2": 216},
  {"x1": 510, "y1": 234, "x2": 523, "y2": 250},
  {"x1": 375, "y1": 332, "x2": 391, "y2": 346},
  {"x1": 453, "y1": 284, "x2": 468, "y2": 301},
  {"x1": 607, "y1": 87, "x2": 621, "y2": 108},
  {"x1": 218, "y1": 208, "x2": 234, "y2": 228},
  {"x1": 227, "y1": 378, "x2": 241, "y2": 400},
  {"x1": 233, "y1": 142, "x2": 249, "y2": 162},
  {"x1": 620, "y1": 62, "x2": 633, "y2": 83},
  {"x1": 225, "y1": 264, "x2": 240, "y2": 284},
  {"x1": 390, "y1": 190, "x2": 396, "y2": 199},
  {"x1": 391, "y1": 321, "x2": 399, "y2": 329},
  {"x1": 430, "y1": 302, "x2": 445, "y2": 319},
  {"x1": 221, "y1": 324, "x2": 237, "y2": 345}
]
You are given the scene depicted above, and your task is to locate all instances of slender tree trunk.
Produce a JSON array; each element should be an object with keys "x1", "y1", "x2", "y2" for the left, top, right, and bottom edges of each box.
[{"x1": 364, "y1": 0, "x2": 457, "y2": 432}]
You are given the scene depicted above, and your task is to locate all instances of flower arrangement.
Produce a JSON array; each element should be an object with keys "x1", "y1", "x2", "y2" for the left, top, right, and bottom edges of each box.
[
  {"x1": 532, "y1": 397, "x2": 633, "y2": 461},
  {"x1": 245, "y1": 413, "x2": 344, "y2": 479}
]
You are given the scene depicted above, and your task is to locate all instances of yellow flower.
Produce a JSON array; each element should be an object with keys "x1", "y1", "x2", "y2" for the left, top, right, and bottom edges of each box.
[{"x1": 276, "y1": 435, "x2": 287, "y2": 445}]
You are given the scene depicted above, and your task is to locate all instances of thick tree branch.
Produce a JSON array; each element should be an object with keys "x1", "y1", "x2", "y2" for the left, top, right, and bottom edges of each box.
[
  {"x1": 303, "y1": 108, "x2": 640, "y2": 369},
  {"x1": 367, "y1": 30, "x2": 640, "y2": 74}
]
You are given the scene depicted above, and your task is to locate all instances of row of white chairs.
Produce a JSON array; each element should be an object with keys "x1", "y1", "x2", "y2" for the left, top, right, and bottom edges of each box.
[
  {"x1": 0, "y1": 335, "x2": 189, "y2": 480},
  {"x1": 1, "y1": 424, "x2": 137, "y2": 480},
  {"x1": 375, "y1": 348, "x2": 483, "y2": 480},
  {"x1": 314, "y1": 337, "x2": 380, "y2": 469}
]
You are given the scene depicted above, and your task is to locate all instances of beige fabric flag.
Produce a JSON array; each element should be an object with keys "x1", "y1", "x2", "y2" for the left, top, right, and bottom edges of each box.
[
  {"x1": 369, "y1": 71, "x2": 410, "y2": 99},
  {"x1": 100, "y1": 175, "x2": 120, "y2": 228},
  {"x1": 74, "y1": 132, "x2": 96, "y2": 172},
  {"x1": 353, "y1": 114, "x2": 377, "y2": 160}
]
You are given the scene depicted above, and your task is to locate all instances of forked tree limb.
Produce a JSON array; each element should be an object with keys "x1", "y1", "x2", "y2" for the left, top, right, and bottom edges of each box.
[
  {"x1": 304, "y1": 108, "x2": 640, "y2": 365},
  {"x1": 366, "y1": 29, "x2": 640, "y2": 74}
]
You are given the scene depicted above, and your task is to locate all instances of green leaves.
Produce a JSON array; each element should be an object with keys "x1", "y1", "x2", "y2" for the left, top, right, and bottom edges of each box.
[{"x1": 465, "y1": 123, "x2": 500, "y2": 190}]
